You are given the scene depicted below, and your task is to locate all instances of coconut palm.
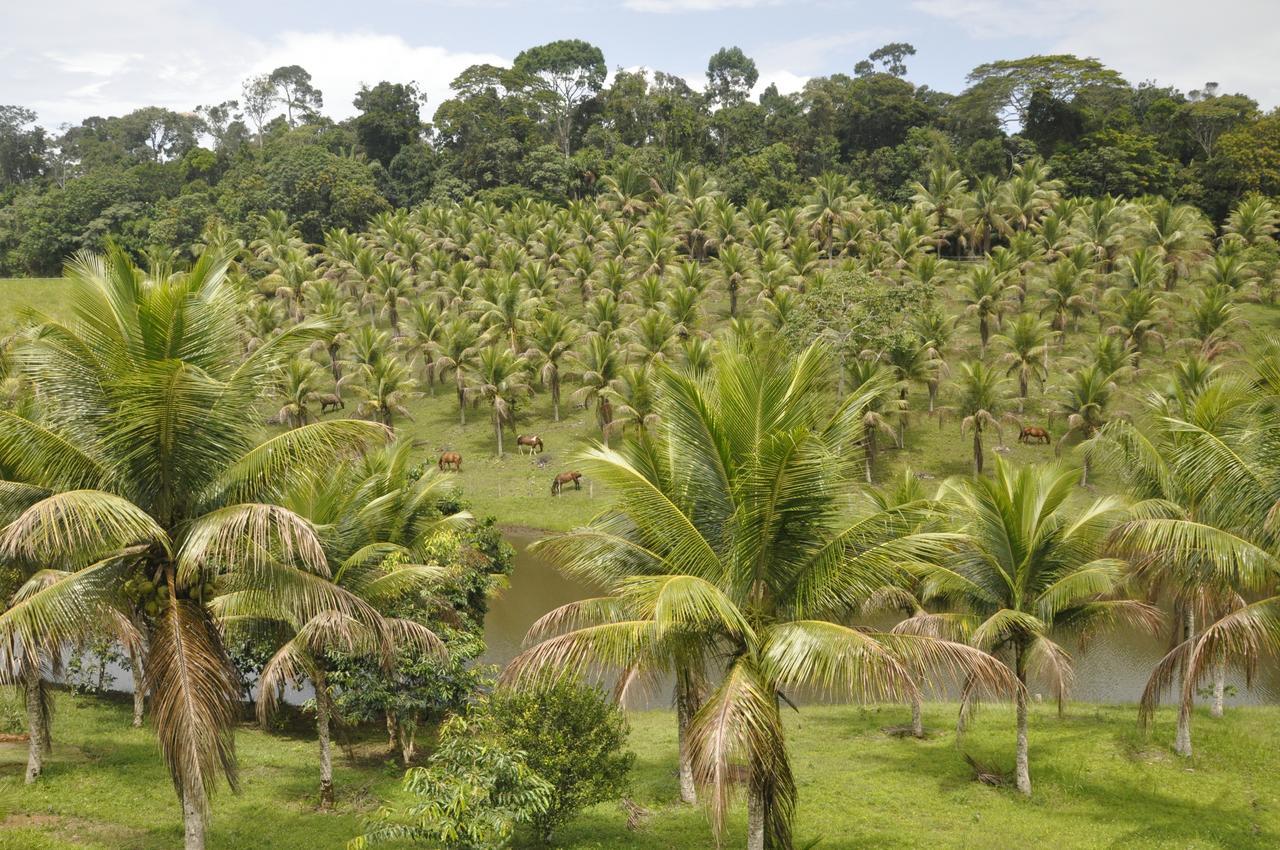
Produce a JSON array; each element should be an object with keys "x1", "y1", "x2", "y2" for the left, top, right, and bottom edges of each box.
[
  {"x1": 569, "y1": 334, "x2": 624, "y2": 436},
  {"x1": 955, "y1": 361, "x2": 1007, "y2": 475},
  {"x1": 469, "y1": 345, "x2": 531, "y2": 457},
  {"x1": 525, "y1": 313, "x2": 578, "y2": 422},
  {"x1": 434, "y1": 318, "x2": 481, "y2": 426},
  {"x1": 273, "y1": 356, "x2": 327, "y2": 429},
  {"x1": 1056, "y1": 364, "x2": 1116, "y2": 485},
  {"x1": 994, "y1": 313, "x2": 1049, "y2": 401},
  {"x1": 225, "y1": 441, "x2": 464, "y2": 807},
  {"x1": 354, "y1": 356, "x2": 418, "y2": 429},
  {"x1": 508, "y1": 341, "x2": 1014, "y2": 850},
  {"x1": 0, "y1": 248, "x2": 387, "y2": 848},
  {"x1": 957, "y1": 265, "x2": 1012, "y2": 353},
  {"x1": 929, "y1": 458, "x2": 1157, "y2": 795},
  {"x1": 1099, "y1": 375, "x2": 1269, "y2": 755}
]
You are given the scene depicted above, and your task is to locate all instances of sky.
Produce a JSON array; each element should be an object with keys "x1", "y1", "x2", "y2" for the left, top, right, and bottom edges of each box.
[{"x1": 5, "y1": 0, "x2": 1279, "y2": 129}]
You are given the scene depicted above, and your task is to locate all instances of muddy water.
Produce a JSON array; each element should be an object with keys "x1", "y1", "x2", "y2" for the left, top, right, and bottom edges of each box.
[{"x1": 484, "y1": 532, "x2": 1279, "y2": 707}]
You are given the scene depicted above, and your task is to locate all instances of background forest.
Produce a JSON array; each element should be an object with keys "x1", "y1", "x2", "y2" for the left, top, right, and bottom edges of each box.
[{"x1": 1, "y1": 41, "x2": 1276, "y2": 276}]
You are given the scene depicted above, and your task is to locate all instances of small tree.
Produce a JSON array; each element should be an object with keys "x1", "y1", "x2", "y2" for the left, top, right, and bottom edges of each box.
[
  {"x1": 490, "y1": 678, "x2": 634, "y2": 843},
  {"x1": 350, "y1": 708, "x2": 552, "y2": 850}
]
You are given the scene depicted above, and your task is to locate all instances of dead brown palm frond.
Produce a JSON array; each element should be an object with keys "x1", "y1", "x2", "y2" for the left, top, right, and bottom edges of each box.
[{"x1": 148, "y1": 597, "x2": 241, "y2": 815}]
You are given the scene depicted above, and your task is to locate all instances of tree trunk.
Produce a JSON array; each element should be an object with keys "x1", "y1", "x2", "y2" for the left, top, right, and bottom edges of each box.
[
  {"x1": 910, "y1": 690, "x2": 924, "y2": 739},
  {"x1": 1210, "y1": 658, "x2": 1225, "y2": 719},
  {"x1": 865, "y1": 426, "x2": 876, "y2": 484},
  {"x1": 457, "y1": 379, "x2": 466, "y2": 426},
  {"x1": 1014, "y1": 647, "x2": 1031, "y2": 796},
  {"x1": 182, "y1": 792, "x2": 206, "y2": 850},
  {"x1": 973, "y1": 427, "x2": 984, "y2": 476},
  {"x1": 386, "y1": 710, "x2": 398, "y2": 755},
  {"x1": 316, "y1": 672, "x2": 335, "y2": 809},
  {"x1": 746, "y1": 781, "x2": 766, "y2": 850},
  {"x1": 130, "y1": 647, "x2": 145, "y2": 728},
  {"x1": 928, "y1": 381, "x2": 937, "y2": 413},
  {"x1": 675, "y1": 678, "x2": 698, "y2": 805},
  {"x1": 494, "y1": 412, "x2": 504, "y2": 458},
  {"x1": 24, "y1": 663, "x2": 44, "y2": 784},
  {"x1": 1175, "y1": 609, "x2": 1194, "y2": 757},
  {"x1": 552, "y1": 380, "x2": 561, "y2": 422}
]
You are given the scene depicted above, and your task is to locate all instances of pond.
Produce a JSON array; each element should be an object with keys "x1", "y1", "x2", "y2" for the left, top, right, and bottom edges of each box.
[{"x1": 483, "y1": 531, "x2": 1279, "y2": 707}]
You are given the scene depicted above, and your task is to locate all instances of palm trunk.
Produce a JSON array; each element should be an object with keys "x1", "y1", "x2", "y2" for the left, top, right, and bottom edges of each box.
[
  {"x1": 1210, "y1": 657, "x2": 1225, "y2": 719},
  {"x1": 865, "y1": 426, "x2": 877, "y2": 484},
  {"x1": 1014, "y1": 646, "x2": 1031, "y2": 796},
  {"x1": 494, "y1": 411, "x2": 504, "y2": 458},
  {"x1": 551, "y1": 378, "x2": 561, "y2": 422},
  {"x1": 316, "y1": 670, "x2": 335, "y2": 808},
  {"x1": 675, "y1": 683, "x2": 698, "y2": 805},
  {"x1": 130, "y1": 646, "x2": 145, "y2": 727},
  {"x1": 456, "y1": 377, "x2": 466, "y2": 426},
  {"x1": 1175, "y1": 609, "x2": 1195, "y2": 756},
  {"x1": 183, "y1": 791, "x2": 206, "y2": 850},
  {"x1": 910, "y1": 676, "x2": 924, "y2": 738},
  {"x1": 385, "y1": 710, "x2": 398, "y2": 755},
  {"x1": 24, "y1": 663, "x2": 44, "y2": 784},
  {"x1": 746, "y1": 781, "x2": 766, "y2": 850},
  {"x1": 973, "y1": 427, "x2": 984, "y2": 475},
  {"x1": 928, "y1": 381, "x2": 938, "y2": 413}
]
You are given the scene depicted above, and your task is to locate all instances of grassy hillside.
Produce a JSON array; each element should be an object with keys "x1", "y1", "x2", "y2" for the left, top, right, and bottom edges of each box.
[
  {"x1": 1, "y1": 691, "x2": 1277, "y2": 849},
  {"x1": 0, "y1": 279, "x2": 70, "y2": 334}
]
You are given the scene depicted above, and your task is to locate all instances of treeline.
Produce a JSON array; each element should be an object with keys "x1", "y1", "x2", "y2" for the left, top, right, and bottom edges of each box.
[{"x1": 2, "y1": 41, "x2": 1279, "y2": 275}]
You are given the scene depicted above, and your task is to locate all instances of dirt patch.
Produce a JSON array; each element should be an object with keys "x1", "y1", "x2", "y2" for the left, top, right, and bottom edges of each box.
[
  {"x1": 0, "y1": 813, "x2": 146, "y2": 845},
  {"x1": 0, "y1": 733, "x2": 28, "y2": 743}
]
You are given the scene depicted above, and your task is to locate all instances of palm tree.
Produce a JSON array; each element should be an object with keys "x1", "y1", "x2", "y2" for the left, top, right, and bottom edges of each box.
[
  {"x1": 0, "y1": 248, "x2": 387, "y2": 848},
  {"x1": 1099, "y1": 375, "x2": 1266, "y2": 755},
  {"x1": 804, "y1": 173, "x2": 857, "y2": 257},
  {"x1": 957, "y1": 265, "x2": 1011, "y2": 353},
  {"x1": 570, "y1": 334, "x2": 624, "y2": 437},
  {"x1": 234, "y1": 442, "x2": 466, "y2": 807},
  {"x1": 1056, "y1": 364, "x2": 1116, "y2": 485},
  {"x1": 882, "y1": 334, "x2": 942, "y2": 445},
  {"x1": 434, "y1": 318, "x2": 481, "y2": 426},
  {"x1": 526, "y1": 313, "x2": 578, "y2": 422},
  {"x1": 405, "y1": 302, "x2": 444, "y2": 394},
  {"x1": 1105, "y1": 287, "x2": 1167, "y2": 369},
  {"x1": 930, "y1": 458, "x2": 1157, "y2": 795},
  {"x1": 955, "y1": 361, "x2": 1007, "y2": 475},
  {"x1": 994, "y1": 313, "x2": 1049, "y2": 401},
  {"x1": 273, "y1": 357, "x2": 327, "y2": 429},
  {"x1": 509, "y1": 341, "x2": 1014, "y2": 850},
  {"x1": 470, "y1": 345, "x2": 531, "y2": 458},
  {"x1": 354, "y1": 356, "x2": 418, "y2": 428},
  {"x1": 714, "y1": 244, "x2": 751, "y2": 318},
  {"x1": 1040, "y1": 260, "x2": 1093, "y2": 338},
  {"x1": 848, "y1": 360, "x2": 905, "y2": 483}
]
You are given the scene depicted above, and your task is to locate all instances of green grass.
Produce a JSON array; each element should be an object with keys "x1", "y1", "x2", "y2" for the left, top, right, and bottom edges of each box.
[
  {"x1": 2, "y1": 691, "x2": 1278, "y2": 849},
  {"x1": 0, "y1": 278, "x2": 71, "y2": 334}
]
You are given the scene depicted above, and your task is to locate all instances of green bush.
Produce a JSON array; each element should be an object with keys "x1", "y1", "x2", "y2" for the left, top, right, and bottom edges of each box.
[{"x1": 489, "y1": 678, "x2": 634, "y2": 843}]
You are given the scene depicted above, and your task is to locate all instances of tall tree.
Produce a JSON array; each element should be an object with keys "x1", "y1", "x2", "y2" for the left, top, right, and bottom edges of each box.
[
  {"x1": 706, "y1": 47, "x2": 759, "y2": 107},
  {"x1": 513, "y1": 39, "x2": 607, "y2": 157},
  {"x1": 269, "y1": 65, "x2": 324, "y2": 127}
]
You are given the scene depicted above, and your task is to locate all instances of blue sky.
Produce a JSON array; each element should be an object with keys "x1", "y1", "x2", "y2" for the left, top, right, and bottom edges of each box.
[{"x1": 5, "y1": 0, "x2": 1278, "y2": 128}]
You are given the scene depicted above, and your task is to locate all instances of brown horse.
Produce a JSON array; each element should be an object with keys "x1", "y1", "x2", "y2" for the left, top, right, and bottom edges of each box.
[
  {"x1": 516, "y1": 434, "x2": 544, "y2": 454},
  {"x1": 1018, "y1": 426, "x2": 1051, "y2": 445},
  {"x1": 318, "y1": 393, "x2": 344, "y2": 413},
  {"x1": 438, "y1": 451, "x2": 463, "y2": 471},
  {"x1": 551, "y1": 471, "x2": 582, "y2": 496}
]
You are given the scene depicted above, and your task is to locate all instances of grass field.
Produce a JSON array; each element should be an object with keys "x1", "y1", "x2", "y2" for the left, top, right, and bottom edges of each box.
[
  {"x1": 0, "y1": 279, "x2": 70, "y2": 335},
  {"x1": 1, "y1": 690, "x2": 1277, "y2": 849}
]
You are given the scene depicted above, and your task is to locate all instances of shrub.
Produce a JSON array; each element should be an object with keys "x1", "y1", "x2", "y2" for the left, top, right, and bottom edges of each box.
[{"x1": 489, "y1": 678, "x2": 634, "y2": 843}]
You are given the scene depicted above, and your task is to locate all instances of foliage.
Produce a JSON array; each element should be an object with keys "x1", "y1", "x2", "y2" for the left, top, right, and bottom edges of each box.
[
  {"x1": 489, "y1": 678, "x2": 634, "y2": 842},
  {"x1": 350, "y1": 707, "x2": 553, "y2": 850}
]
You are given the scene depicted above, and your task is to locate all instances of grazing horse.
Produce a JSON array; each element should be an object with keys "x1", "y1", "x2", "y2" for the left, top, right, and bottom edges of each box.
[
  {"x1": 438, "y1": 451, "x2": 463, "y2": 472},
  {"x1": 318, "y1": 393, "x2": 344, "y2": 414},
  {"x1": 1018, "y1": 426, "x2": 1051, "y2": 445},
  {"x1": 551, "y1": 471, "x2": 582, "y2": 496},
  {"x1": 516, "y1": 434, "x2": 545, "y2": 454}
]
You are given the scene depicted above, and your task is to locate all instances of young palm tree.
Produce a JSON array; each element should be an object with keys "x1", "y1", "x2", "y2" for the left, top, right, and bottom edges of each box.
[
  {"x1": 509, "y1": 341, "x2": 1014, "y2": 850},
  {"x1": 404, "y1": 302, "x2": 445, "y2": 394},
  {"x1": 354, "y1": 356, "x2": 418, "y2": 428},
  {"x1": 273, "y1": 356, "x2": 327, "y2": 429},
  {"x1": 569, "y1": 334, "x2": 624, "y2": 436},
  {"x1": 955, "y1": 361, "x2": 1007, "y2": 475},
  {"x1": 233, "y1": 442, "x2": 468, "y2": 807},
  {"x1": 525, "y1": 313, "x2": 578, "y2": 422},
  {"x1": 1057, "y1": 364, "x2": 1116, "y2": 484},
  {"x1": 434, "y1": 318, "x2": 481, "y2": 426},
  {"x1": 994, "y1": 313, "x2": 1049, "y2": 402},
  {"x1": 930, "y1": 459, "x2": 1157, "y2": 796},
  {"x1": 848, "y1": 360, "x2": 905, "y2": 484},
  {"x1": 0, "y1": 249, "x2": 387, "y2": 848},
  {"x1": 957, "y1": 265, "x2": 1011, "y2": 353},
  {"x1": 1099, "y1": 375, "x2": 1267, "y2": 755},
  {"x1": 469, "y1": 345, "x2": 531, "y2": 457}
]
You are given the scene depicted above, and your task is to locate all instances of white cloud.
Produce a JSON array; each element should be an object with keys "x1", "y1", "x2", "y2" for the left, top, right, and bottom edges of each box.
[
  {"x1": 249, "y1": 32, "x2": 507, "y2": 121},
  {"x1": 912, "y1": 0, "x2": 1280, "y2": 107}
]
